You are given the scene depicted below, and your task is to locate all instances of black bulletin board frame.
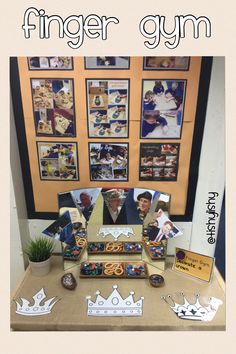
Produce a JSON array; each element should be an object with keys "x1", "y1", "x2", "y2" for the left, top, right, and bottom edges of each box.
[{"x1": 10, "y1": 57, "x2": 213, "y2": 221}]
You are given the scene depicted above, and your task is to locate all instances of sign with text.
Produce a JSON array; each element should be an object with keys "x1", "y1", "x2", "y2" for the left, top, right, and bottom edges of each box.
[{"x1": 173, "y1": 248, "x2": 214, "y2": 282}]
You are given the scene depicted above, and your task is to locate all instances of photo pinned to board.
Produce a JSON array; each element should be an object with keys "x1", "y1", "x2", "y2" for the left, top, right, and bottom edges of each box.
[
  {"x1": 71, "y1": 188, "x2": 102, "y2": 222},
  {"x1": 144, "y1": 209, "x2": 182, "y2": 242},
  {"x1": 122, "y1": 188, "x2": 161, "y2": 224},
  {"x1": 87, "y1": 79, "x2": 129, "y2": 138},
  {"x1": 31, "y1": 78, "x2": 75, "y2": 136},
  {"x1": 42, "y1": 210, "x2": 76, "y2": 246},
  {"x1": 143, "y1": 57, "x2": 190, "y2": 71},
  {"x1": 85, "y1": 56, "x2": 130, "y2": 69},
  {"x1": 28, "y1": 57, "x2": 73, "y2": 70},
  {"x1": 141, "y1": 79, "x2": 186, "y2": 139},
  {"x1": 89, "y1": 143, "x2": 129, "y2": 181},
  {"x1": 139, "y1": 143, "x2": 180, "y2": 181},
  {"x1": 37, "y1": 142, "x2": 79, "y2": 181},
  {"x1": 101, "y1": 188, "x2": 129, "y2": 224}
]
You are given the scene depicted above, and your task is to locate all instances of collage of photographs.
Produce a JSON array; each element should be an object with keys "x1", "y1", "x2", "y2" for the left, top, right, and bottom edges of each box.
[
  {"x1": 29, "y1": 57, "x2": 188, "y2": 183},
  {"x1": 139, "y1": 143, "x2": 180, "y2": 181},
  {"x1": 37, "y1": 142, "x2": 79, "y2": 181},
  {"x1": 89, "y1": 143, "x2": 128, "y2": 181},
  {"x1": 54, "y1": 187, "x2": 172, "y2": 228},
  {"x1": 31, "y1": 78, "x2": 75, "y2": 137},
  {"x1": 87, "y1": 79, "x2": 129, "y2": 138},
  {"x1": 28, "y1": 57, "x2": 73, "y2": 70}
]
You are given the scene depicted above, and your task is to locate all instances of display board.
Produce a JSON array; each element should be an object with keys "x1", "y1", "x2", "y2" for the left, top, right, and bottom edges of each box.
[{"x1": 11, "y1": 57, "x2": 212, "y2": 220}]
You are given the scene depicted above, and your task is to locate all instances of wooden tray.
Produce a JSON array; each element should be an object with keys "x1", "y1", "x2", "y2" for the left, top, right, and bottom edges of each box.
[
  {"x1": 63, "y1": 238, "x2": 87, "y2": 262},
  {"x1": 87, "y1": 241, "x2": 143, "y2": 255},
  {"x1": 144, "y1": 241, "x2": 166, "y2": 261},
  {"x1": 80, "y1": 261, "x2": 148, "y2": 279}
]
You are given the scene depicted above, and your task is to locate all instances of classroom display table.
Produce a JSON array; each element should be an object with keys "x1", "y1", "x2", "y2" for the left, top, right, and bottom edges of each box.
[{"x1": 11, "y1": 256, "x2": 225, "y2": 331}]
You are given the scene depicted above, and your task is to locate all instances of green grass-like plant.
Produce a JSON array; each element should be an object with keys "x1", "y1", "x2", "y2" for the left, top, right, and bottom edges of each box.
[{"x1": 24, "y1": 237, "x2": 54, "y2": 262}]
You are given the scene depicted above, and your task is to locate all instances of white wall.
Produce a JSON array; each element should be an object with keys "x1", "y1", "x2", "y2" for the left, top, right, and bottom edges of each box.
[
  {"x1": 10, "y1": 97, "x2": 31, "y2": 291},
  {"x1": 190, "y1": 57, "x2": 225, "y2": 256}
]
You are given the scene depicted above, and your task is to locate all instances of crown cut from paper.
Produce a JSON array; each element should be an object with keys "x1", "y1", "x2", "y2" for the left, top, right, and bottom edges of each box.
[
  {"x1": 98, "y1": 227, "x2": 134, "y2": 240},
  {"x1": 161, "y1": 292, "x2": 223, "y2": 322},
  {"x1": 86, "y1": 285, "x2": 144, "y2": 316},
  {"x1": 15, "y1": 288, "x2": 58, "y2": 316}
]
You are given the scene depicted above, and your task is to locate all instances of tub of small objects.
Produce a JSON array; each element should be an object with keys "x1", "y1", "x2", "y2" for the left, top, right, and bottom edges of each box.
[
  {"x1": 80, "y1": 261, "x2": 148, "y2": 278},
  {"x1": 144, "y1": 241, "x2": 166, "y2": 260},
  {"x1": 87, "y1": 242, "x2": 143, "y2": 255}
]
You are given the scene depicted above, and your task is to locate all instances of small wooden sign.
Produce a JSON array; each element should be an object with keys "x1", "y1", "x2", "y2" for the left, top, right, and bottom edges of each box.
[{"x1": 173, "y1": 248, "x2": 215, "y2": 282}]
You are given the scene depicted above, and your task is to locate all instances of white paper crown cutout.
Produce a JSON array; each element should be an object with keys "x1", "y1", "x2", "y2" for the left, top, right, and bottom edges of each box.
[
  {"x1": 98, "y1": 227, "x2": 134, "y2": 241},
  {"x1": 15, "y1": 288, "x2": 58, "y2": 316},
  {"x1": 86, "y1": 285, "x2": 144, "y2": 317},
  {"x1": 161, "y1": 292, "x2": 223, "y2": 322}
]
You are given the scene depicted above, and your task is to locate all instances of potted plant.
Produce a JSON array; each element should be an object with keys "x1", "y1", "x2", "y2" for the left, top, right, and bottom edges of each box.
[{"x1": 24, "y1": 237, "x2": 54, "y2": 276}]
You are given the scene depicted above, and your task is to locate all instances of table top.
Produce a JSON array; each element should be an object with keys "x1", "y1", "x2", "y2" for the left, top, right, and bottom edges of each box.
[{"x1": 11, "y1": 256, "x2": 225, "y2": 331}]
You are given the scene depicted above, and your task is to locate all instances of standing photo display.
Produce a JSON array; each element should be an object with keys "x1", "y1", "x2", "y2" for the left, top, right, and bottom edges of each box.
[
  {"x1": 86, "y1": 79, "x2": 129, "y2": 138},
  {"x1": 31, "y1": 78, "x2": 76, "y2": 137},
  {"x1": 139, "y1": 143, "x2": 180, "y2": 181},
  {"x1": 89, "y1": 143, "x2": 129, "y2": 181},
  {"x1": 141, "y1": 79, "x2": 186, "y2": 139},
  {"x1": 37, "y1": 142, "x2": 79, "y2": 181}
]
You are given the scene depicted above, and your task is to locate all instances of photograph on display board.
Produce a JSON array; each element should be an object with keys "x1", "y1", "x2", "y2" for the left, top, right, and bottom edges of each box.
[
  {"x1": 140, "y1": 79, "x2": 186, "y2": 139},
  {"x1": 143, "y1": 57, "x2": 190, "y2": 70},
  {"x1": 71, "y1": 188, "x2": 102, "y2": 222},
  {"x1": 87, "y1": 79, "x2": 129, "y2": 138},
  {"x1": 101, "y1": 188, "x2": 129, "y2": 224},
  {"x1": 28, "y1": 57, "x2": 73, "y2": 70},
  {"x1": 139, "y1": 143, "x2": 180, "y2": 181},
  {"x1": 31, "y1": 78, "x2": 75, "y2": 137},
  {"x1": 121, "y1": 188, "x2": 157, "y2": 224},
  {"x1": 42, "y1": 211, "x2": 76, "y2": 245},
  {"x1": 89, "y1": 143, "x2": 129, "y2": 181},
  {"x1": 37, "y1": 142, "x2": 79, "y2": 181},
  {"x1": 85, "y1": 56, "x2": 130, "y2": 69},
  {"x1": 143, "y1": 209, "x2": 182, "y2": 242}
]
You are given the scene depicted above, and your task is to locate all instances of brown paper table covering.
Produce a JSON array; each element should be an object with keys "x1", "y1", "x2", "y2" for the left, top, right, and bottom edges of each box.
[{"x1": 11, "y1": 256, "x2": 225, "y2": 331}]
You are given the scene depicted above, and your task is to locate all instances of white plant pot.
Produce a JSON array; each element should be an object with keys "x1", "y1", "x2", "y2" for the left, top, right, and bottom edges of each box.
[{"x1": 29, "y1": 257, "x2": 51, "y2": 276}]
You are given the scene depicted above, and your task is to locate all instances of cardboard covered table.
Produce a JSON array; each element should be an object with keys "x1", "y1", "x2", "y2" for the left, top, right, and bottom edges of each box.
[{"x1": 11, "y1": 256, "x2": 225, "y2": 331}]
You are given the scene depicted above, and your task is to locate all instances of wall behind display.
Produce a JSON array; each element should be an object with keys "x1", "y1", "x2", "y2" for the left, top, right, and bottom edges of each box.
[{"x1": 14, "y1": 57, "x2": 203, "y2": 218}]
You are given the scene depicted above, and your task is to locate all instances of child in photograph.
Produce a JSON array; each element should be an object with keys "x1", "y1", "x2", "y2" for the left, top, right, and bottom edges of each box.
[
  {"x1": 143, "y1": 90, "x2": 156, "y2": 111},
  {"x1": 142, "y1": 110, "x2": 168, "y2": 137},
  {"x1": 166, "y1": 81, "x2": 184, "y2": 109},
  {"x1": 153, "y1": 81, "x2": 164, "y2": 95},
  {"x1": 100, "y1": 152, "x2": 114, "y2": 164}
]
